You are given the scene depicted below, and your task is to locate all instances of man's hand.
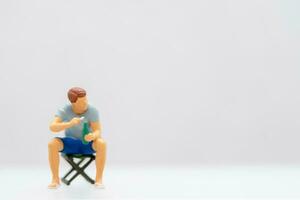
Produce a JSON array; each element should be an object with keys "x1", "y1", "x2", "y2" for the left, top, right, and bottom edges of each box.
[
  {"x1": 84, "y1": 133, "x2": 96, "y2": 142},
  {"x1": 69, "y1": 117, "x2": 81, "y2": 127}
]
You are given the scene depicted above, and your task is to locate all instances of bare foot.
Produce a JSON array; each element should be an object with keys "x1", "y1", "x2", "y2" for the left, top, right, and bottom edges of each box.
[
  {"x1": 48, "y1": 180, "x2": 60, "y2": 189},
  {"x1": 94, "y1": 181, "x2": 105, "y2": 189}
]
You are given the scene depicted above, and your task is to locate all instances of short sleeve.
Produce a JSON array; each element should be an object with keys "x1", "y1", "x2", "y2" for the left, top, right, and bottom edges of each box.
[
  {"x1": 88, "y1": 106, "x2": 99, "y2": 122},
  {"x1": 55, "y1": 108, "x2": 66, "y2": 121}
]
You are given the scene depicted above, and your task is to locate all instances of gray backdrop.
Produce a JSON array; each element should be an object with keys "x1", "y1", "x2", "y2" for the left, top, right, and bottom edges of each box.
[{"x1": 0, "y1": 0, "x2": 299, "y2": 165}]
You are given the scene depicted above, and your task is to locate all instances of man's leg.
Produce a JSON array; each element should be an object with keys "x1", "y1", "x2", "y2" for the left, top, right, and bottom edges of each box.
[
  {"x1": 92, "y1": 138, "x2": 106, "y2": 185},
  {"x1": 48, "y1": 138, "x2": 63, "y2": 188}
]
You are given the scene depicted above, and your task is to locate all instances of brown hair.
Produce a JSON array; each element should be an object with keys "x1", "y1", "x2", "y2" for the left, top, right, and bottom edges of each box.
[{"x1": 68, "y1": 87, "x2": 86, "y2": 103}]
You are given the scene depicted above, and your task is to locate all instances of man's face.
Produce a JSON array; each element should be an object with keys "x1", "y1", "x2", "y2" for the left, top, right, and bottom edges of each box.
[{"x1": 72, "y1": 96, "x2": 88, "y2": 113}]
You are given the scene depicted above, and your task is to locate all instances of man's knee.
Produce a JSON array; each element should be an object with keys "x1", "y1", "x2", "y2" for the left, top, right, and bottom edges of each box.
[
  {"x1": 48, "y1": 138, "x2": 63, "y2": 151},
  {"x1": 93, "y1": 138, "x2": 106, "y2": 151}
]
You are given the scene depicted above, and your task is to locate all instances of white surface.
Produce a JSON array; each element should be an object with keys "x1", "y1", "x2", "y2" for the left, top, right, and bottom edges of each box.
[
  {"x1": 0, "y1": 0, "x2": 300, "y2": 165},
  {"x1": 1, "y1": 165, "x2": 300, "y2": 200}
]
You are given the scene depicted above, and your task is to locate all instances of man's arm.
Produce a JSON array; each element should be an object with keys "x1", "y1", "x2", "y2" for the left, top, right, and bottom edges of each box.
[
  {"x1": 85, "y1": 121, "x2": 102, "y2": 141},
  {"x1": 49, "y1": 117, "x2": 81, "y2": 132}
]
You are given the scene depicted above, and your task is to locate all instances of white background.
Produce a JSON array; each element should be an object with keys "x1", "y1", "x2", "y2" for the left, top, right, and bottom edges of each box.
[{"x1": 0, "y1": 0, "x2": 300, "y2": 166}]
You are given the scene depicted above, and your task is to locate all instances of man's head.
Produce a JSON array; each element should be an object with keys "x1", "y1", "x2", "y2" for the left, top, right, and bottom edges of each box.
[{"x1": 68, "y1": 87, "x2": 88, "y2": 114}]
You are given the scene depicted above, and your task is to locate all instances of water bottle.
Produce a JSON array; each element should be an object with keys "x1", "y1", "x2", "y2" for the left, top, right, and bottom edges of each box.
[{"x1": 82, "y1": 122, "x2": 89, "y2": 145}]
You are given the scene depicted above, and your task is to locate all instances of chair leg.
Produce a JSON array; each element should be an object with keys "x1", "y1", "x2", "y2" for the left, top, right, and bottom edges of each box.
[
  {"x1": 61, "y1": 157, "x2": 86, "y2": 185},
  {"x1": 75, "y1": 157, "x2": 95, "y2": 184},
  {"x1": 61, "y1": 155, "x2": 95, "y2": 185}
]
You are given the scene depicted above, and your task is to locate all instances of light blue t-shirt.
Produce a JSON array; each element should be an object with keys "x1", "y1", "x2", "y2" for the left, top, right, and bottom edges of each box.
[{"x1": 56, "y1": 104, "x2": 99, "y2": 140}]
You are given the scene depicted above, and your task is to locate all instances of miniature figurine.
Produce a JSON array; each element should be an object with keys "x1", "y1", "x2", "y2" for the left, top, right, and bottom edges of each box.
[{"x1": 48, "y1": 87, "x2": 106, "y2": 189}]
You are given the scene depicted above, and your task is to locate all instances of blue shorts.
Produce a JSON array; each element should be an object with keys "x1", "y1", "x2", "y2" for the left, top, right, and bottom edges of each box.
[{"x1": 57, "y1": 137, "x2": 95, "y2": 155}]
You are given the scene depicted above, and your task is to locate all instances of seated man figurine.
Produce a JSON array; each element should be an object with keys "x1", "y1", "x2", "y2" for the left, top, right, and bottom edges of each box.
[{"x1": 48, "y1": 87, "x2": 106, "y2": 189}]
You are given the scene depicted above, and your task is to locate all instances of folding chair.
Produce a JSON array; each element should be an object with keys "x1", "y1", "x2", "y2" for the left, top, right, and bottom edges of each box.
[{"x1": 61, "y1": 154, "x2": 95, "y2": 185}]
